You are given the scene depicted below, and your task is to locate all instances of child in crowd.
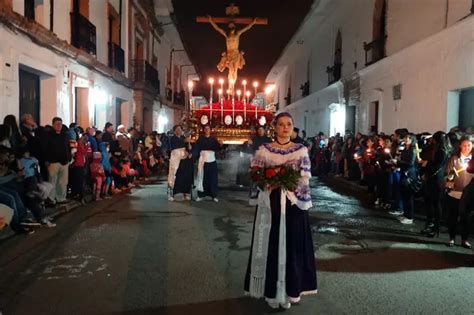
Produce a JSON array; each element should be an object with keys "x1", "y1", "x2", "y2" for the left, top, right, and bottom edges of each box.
[
  {"x1": 90, "y1": 152, "x2": 105, "y2": 201},
  {"x1": 18, "y1": 147, "x2": 41, "y2": 199},
  {"x1": 99, "y1": 142, "x2": 112, "y2": 198}
]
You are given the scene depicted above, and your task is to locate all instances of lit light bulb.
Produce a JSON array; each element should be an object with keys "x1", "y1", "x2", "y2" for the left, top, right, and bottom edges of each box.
[
  {"x1": 219, "y1": 78, "x2": 224, "y2": 85},
  {"x1": 209, "y1": 77, "x2": 214, "y2": 84},
  {"x1": 236, "y1": 90, "x2": 242, "y2": 96},
  {"x1": 242, "y1": 80, "x2": 247, "y2": 86},
  {"x1": 188, "y1": 81, "x2": 194, "y2": 89},
  {"x1": 253, "y1": 81, "x2": 259, "y2": 88}
]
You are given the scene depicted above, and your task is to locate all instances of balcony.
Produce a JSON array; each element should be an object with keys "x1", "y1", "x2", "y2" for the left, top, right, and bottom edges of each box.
[
  {"x1": 326, "y1": 63, "x2": 342, "y2": 85},
  {"x1": 130, "y1": 59, "x2": 160, "y2": 93},
  {"x1": 70, "y1": 12, "x2": 96, "y2": 56},
  {"x1": 108, "y1": 42, "x2": 125, "y2": 73},
  {"x1": 364, "y1": 37, "x2": 386, "y2": 66}
]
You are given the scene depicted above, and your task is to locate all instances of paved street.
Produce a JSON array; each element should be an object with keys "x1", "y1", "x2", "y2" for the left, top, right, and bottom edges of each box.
[{"x1": 1, "y1": 169, "x2": 474, "y2": 314}]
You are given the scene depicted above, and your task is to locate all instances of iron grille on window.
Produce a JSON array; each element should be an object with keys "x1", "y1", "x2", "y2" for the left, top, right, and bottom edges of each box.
[
  {"x1": 364, "y1": 37, "x2": 386, "y2": 66},
  {"x1": 108, "y1": 42, "x2": 125, "y2": 73},
  {"x1": 326, "y1": 63, "x2": 342, "y2": 85},
  {"x1": 70, "y1": 12, "x2": 97, "y2": 56}
]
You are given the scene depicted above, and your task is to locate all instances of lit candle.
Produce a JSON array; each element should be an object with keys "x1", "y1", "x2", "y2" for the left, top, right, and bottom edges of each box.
[
  {"x1": 242, "y1": 80, "x2": 247, "y2": 104},
  {"x1": 245, "y1": 91, "x2": 250, "y2": 120},
  {"x1": 236, "y1": 89, "x2": 242, "y2": 102},
  {"x1": 253, "y1": 81, "x2": 259, "y2": 96},
  {"x1": 208, "y1": 77, "x2": 214, "y2": 105},
  {"x1": 209, "y1": 78, "x2": 214, "y2": 120},
  {"x1": 218, "y1": 89, "x2": 223, "y2": 124},
  {"x1": 384, "y1": 147, "x2": 393, "y2": 159},
  {"x1": 219, "y1": 78, "x2": 224, "y2": 98},
  {"x1": 187, "y1": 80, "x2": 194, "y2": 111}
]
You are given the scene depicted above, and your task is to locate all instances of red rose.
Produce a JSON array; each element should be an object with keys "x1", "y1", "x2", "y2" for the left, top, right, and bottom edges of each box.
[{"x1": 265, "y1": 168, "x2": 277, "y2": 179}]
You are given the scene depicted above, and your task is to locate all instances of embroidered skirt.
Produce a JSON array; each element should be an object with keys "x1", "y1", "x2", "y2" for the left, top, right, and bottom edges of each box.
[{"x1": 244, "y1": 188, "x2": 317, "y2": 299}]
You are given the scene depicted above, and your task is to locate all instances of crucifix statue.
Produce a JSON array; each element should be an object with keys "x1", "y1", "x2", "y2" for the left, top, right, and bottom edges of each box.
[{"x1": 197, "y1": 3, "x2": 268, "y2": 93}]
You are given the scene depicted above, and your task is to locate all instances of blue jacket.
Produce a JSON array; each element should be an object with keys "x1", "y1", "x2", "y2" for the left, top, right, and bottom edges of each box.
[{"x1": 99, "y1": 142, "x2": 112, "y2": 172}]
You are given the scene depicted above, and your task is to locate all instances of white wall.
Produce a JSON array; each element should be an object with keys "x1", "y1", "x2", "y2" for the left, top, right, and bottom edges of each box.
[
  {"x1": 386, "y1": 0, "x2": 472, "y2": 55},
  {"x1": 0, "y1": 23, "x2": 133, "y2": 127},
  {"x1": 89, "y1": 0, "x2": 108, "y2": 62},
  {"x1": 359, "y1": 15, "x2": 474, "y2": 133},
  {"x1": 284, "y1": 83, "x2": 342, "y2": 137}
]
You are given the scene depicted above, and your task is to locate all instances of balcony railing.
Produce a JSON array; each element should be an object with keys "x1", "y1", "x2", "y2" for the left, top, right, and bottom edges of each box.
[
  {"x1": 364, "y1": 37, "x2": 386, "y2": 66},
  {"x1": 108, "y1": 42, "x2": 125, "y2": 73},
  {"x1": 130, "y1": 59, "x2": 160, "y2": 92},
  {"x1": 70, "y1": 12, "x2": 96, "y2": 56},
  {"x1": 326, "y1": 63, "x2": 342, "y2": 85}
]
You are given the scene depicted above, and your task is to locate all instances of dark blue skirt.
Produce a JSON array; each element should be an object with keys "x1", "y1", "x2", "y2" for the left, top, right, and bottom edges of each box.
[
  {"x1": 244, "y1": 188, "x2": 317, "y2": 298},
  {"x1": 173, "y1": 158, "x2": 194, "y2": 195},
  {"x1": 198, "y1": 161, "x2": 218, "y2": 198}
]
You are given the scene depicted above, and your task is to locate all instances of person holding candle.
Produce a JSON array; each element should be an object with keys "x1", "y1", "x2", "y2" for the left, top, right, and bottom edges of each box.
[
  {"x1": 244, "y1": 112, "x2": 317, "y2": 310},
  {"x1": 445, "y1": 136, "x2": 473, "y2": 248},
  {"x1": 421, "y1": 131, "x2": 451, "y2": 237},
  {"x1": 375, "y1": 137, "x2": 393, "y2": 209},
  {"x1": 395, "y1": 134, "x2": 418, "y2": 224}
]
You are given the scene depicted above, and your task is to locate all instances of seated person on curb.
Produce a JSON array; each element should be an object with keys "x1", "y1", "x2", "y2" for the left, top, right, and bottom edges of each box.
[{"x1": 0, "y1": 204, "x2": 14, "y2": 230}]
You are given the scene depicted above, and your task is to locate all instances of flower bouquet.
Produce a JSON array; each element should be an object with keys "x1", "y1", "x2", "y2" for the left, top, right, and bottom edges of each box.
[{"x1": 250, "y1": 165, "x2": 301, "y2": 191}]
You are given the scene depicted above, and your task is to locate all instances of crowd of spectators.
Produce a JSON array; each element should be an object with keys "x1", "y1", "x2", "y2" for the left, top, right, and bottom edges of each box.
[
  {"x1": 0, "y1": 114, "x2": 171, "y2": 235},
  {"x1": 305, "y1": 126, "x2": 474, "y2": 246}
]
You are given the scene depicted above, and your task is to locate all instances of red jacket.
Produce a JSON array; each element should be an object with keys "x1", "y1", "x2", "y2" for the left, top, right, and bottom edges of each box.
[{"x1": 72, "y1": 141, "x2": 87, "y2": 167}]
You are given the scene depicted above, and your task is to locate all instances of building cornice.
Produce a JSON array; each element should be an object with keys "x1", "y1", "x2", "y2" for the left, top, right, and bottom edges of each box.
[{"x1": 0, "y1": 7, "x2": 133, "y2": 89}]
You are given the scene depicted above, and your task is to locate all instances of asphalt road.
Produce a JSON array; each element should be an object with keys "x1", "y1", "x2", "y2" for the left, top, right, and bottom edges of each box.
[{"x1": 1, "y1": 171, "x2": 474, "y2": 314}]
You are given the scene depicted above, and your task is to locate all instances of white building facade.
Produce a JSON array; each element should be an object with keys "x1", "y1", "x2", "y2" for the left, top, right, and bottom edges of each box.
[
  {"x1": 266, "y1": 0, "x2": 474, "y2": 137},
  {"x1": 0, "y1": 0, "x2": 195, "y2": 133}
]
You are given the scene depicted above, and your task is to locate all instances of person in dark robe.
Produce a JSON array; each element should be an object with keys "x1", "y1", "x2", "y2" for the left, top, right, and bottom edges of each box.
[
  {"x1": 248, "y1": 126, "x2": 272, "y2": 205},
  {"x1": 194, "y1": 125, "x2": 222, "y2": 202},
  {"x1": 168, "y1": 125, "x2": 194, "y2": 201}
]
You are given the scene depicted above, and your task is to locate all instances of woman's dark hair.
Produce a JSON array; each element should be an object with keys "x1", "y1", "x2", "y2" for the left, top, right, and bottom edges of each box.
[
  {"x1": 274, "y1": 112, "x2": 293, "y2": 125},
  {"x1": 173, "y1": 125, "x2": 182, "y2": 132},
  {"x1": 104, "y1": 122, "x2": 113, "y2": 130},
  {"x1": 0, "y1": 125, "x2": 11, "y2": 140},
  {"x1": 432, "y1": 131, "x2": 452, "y2": 154},
  {"x1": 3, "y1": 115, "x2": 21, "y2": 139},
  {"x1": 95, "y1": 130, "x2": 103, "y2": 136}
]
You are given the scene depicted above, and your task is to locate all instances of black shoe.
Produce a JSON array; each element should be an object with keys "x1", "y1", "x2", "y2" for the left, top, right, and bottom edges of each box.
[
  {"x1": 14, "y1": 226, "x2": 35, "y2": 235},
  {"x1": 421, "y1": 223, "x2": 435, "y2": 235},
  {"x1": 426, "y1": 228, "x2": 439, "y2": 238}
]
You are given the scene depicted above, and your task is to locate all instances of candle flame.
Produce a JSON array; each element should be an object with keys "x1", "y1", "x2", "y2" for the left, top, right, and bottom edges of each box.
[{"x1": 208, "y1": 78, "x2": 214, "y2": 84}]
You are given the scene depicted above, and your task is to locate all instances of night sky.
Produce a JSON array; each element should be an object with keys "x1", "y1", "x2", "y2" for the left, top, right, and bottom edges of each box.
[{"x1": 172, "y1": 0, "x2": 313, "y2": 95}]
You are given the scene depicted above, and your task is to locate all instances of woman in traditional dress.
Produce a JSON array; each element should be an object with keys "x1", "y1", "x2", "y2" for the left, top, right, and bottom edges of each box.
[
  {"x1": 244, "y1": 112, "x2": 317, "y2": 310},
  {"x1": 167, "y1": 125, "x2": 193, "y2": 201},
  {"x1": 194, "y1": 125, "x2": 222, "y2": 202}
]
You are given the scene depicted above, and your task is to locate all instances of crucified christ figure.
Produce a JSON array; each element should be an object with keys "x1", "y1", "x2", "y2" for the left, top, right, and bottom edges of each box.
[{"x1": 207, "y1": 15, "x2": 257, "y2": 91}]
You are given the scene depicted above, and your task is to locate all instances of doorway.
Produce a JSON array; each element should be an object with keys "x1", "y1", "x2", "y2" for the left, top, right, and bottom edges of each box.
[
  {"x1": 19, "y1": 69, "x2": 40, "y2": 123},
  {"x1": 115, "y1": 98, "x2": 123, "y2": 126},
  {"x1": 329, "y1": 103, "x2": 346, "y2": 136},
  {"x1": 369, "y1": 101, "x2": 379, "y2": 134}
]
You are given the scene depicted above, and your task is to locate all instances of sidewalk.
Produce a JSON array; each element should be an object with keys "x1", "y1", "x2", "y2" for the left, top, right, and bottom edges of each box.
[{"x1": 0, "y1": 177, "x2": 161, "y2": 242}]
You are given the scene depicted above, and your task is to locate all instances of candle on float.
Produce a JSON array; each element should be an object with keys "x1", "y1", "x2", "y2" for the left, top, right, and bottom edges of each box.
[
  {"x1": 236, "y1": 89, "x2": 241, "y2": 102},
  {"x1": 253, "y1": 81, "x2": 259, "y2": 96},
  {"x1": 218, "y1": 89, "x2": 223, "y2": 124},
  {"x1": 209, "y1": 78, "x2": 214, "y2": 119},
  {"x1": 242, "y1": 80, "x2": 247, "y2": 104},
  {"x1": 219, "y1": 78, "x2": 224, "y2": 94},
  {"x1": 245, "y1": 90, "x2": 250, "y2": 120}
]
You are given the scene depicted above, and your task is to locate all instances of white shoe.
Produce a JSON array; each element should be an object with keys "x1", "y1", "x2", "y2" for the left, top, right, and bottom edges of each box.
[
  {"x1": 41, "y1": 218, "x2": 56, "y2": 228},
  {"x1": 389, "y1": 210, "x2": 404, "y2": 216},
  {"x1": 168, "y1": 196, "x2": 174, "y2": 201},
  {"x1": 266, "y1": 301, "x2": 279, "y2": 309},
  {"x1": 213, "y1": 198, "x2": 219, "y2": 202},
  {"x1": 195, "y1": 197, "x2": 202, "y2": 202},
  {"x1": 374, "y1": 199, "x2": 381, "y2": 206},
  {"x1": 288, "y1": 296, "x2": 301, "y2": 304},
  {"x1": 280, "y1": 301, "x2": 291, "y2": 310},
  {"x1": 184, "y1": 194, "x2": 191, "y2": 201},
  {"x1": 399, "y1": 217, "x2": 413, "y2": 225}
]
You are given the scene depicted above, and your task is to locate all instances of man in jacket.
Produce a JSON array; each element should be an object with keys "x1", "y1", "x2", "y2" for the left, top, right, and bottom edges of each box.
[{"x1": 43, "y1": 117, "x2": 72, "y2": 205}]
